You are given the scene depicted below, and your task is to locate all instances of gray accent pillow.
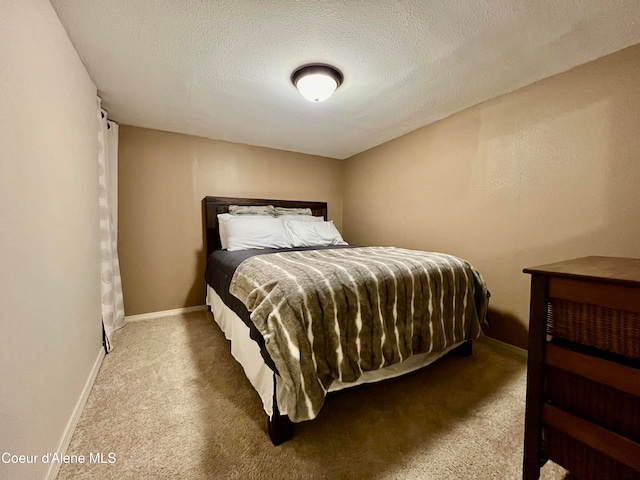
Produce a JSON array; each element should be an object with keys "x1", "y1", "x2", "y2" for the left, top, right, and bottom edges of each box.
[
  {"x1": 277, "y1": 215, "x2": 323, "y2": 223},
  {"x1": 274, "y1": 206, "x2": 313, "y2": 216},
  {"x1": 229, "y1": 205, "x2": 276, "y2": 216}
]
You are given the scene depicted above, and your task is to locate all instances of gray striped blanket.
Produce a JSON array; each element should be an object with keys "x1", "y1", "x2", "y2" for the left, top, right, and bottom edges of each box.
[{"x1": 229, "y1": 246, "x2": 489, "y2": 422}]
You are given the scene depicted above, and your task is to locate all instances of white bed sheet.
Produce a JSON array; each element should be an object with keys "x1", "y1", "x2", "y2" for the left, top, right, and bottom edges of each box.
[{"x1": 206, "y1": 285, "x2": 463, "y2": 419}]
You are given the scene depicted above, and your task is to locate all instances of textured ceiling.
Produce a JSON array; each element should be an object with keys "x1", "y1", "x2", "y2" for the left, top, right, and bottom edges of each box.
[{"x1": 51, "y1": 0, "x2": 640, "y2": 159}]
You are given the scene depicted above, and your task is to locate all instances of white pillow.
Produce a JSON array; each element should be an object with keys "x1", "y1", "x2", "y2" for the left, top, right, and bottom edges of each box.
[
  {"x1": 277, "y1": 215, "x2": 324, "y2": 223},
  {"x1": 224, "y1": 216, "x2": 292, "y2": 251},
  {"x1": 217, "y1": 213, "x2": 233, "y2": 249},
  {"x1": 284, "y1": 220, "x2": 348, "y2": 247},
  {"x1": 218, "y1": 213, "x2": 278, "y2": 249}
]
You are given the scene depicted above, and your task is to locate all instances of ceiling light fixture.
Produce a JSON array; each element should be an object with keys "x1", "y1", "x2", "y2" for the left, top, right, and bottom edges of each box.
[{"x1": 291, "y1": 64, "x2": 343, "y2": 103}]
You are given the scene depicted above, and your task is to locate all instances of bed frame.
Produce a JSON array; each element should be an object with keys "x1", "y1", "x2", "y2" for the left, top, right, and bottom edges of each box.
[{"x1": 202, "y1": 196, "x2": 472, "y2": 445}]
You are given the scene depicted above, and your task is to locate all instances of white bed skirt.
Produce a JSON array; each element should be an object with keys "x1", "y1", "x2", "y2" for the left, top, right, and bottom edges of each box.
[{"x1": 206, "y1": 285, "x2": 463, "y2": 420}]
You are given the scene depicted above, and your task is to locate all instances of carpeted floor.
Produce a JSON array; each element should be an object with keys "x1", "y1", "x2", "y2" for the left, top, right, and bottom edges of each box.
[{"x1": 57, "y1": 310, "x2": 569, "y2": 479}]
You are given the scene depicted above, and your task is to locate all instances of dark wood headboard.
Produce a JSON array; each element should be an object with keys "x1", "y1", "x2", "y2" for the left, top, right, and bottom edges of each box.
[{"x1": 202, "y1": 196, "x2": 328, "y2": 258}]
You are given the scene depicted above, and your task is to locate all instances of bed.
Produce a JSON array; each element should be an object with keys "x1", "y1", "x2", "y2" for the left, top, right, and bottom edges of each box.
[{"x1": 202, "y1": 196, "x2": 489, "y2": 444}]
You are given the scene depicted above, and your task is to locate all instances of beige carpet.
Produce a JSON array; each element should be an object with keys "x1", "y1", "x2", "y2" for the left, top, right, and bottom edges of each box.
[{"x1": 57, "y1": 311, "x2": 569, "y2": 479}]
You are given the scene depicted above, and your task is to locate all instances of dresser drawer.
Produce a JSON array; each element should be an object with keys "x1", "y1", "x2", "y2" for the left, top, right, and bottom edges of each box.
[
  {"x1": 545, "y1": 364, "x2": 640, "y2": 440},
  {"x1": 547, "y1": 295, "x2": 640, "y2": 361},
  {"x1": 543, "y1": 342, "x2": 640, "y2": 440},
  {"x1": 543, "y1": 425, "x2": 639, "y2": 480}
]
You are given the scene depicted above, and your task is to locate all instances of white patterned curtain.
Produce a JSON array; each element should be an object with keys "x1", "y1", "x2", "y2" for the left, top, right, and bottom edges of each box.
[{"x1": 97, "y1": 98, "x2": 125, "y2": 352}]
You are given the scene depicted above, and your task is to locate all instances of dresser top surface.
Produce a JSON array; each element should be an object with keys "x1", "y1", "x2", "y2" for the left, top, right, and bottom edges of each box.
[{"x1": 524, "y1": 256, "x2": 640, "y2": 286}]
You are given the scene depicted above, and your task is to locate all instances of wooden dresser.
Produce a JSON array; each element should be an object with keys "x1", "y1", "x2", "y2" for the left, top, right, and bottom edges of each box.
[{"x1": 522, "y1": 256, "x2": 640, "y2": 480}]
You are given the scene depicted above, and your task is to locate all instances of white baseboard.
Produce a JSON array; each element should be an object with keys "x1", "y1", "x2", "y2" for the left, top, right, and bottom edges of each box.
[
  {"x1": 478, "y1": 335, "x2": 527, "y2": 359},
  {"x1": 46, "y1": 346, "x2": 105, "y2": 480},
  {"x1": 124, "y1": 305, "x2": 208, "y2": 323}
]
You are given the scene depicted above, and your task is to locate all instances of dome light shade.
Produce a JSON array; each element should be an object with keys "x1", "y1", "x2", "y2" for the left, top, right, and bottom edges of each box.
[{"x1": 292, "y1": 65, "x2": 343, "y2": 103}]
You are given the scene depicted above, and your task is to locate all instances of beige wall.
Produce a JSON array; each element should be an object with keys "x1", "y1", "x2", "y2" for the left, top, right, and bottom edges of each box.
[
  {"x1": 118, "y1": 127, "x2": 343, "y2": 315},
  {"x1": 343, "y1": 45, "x2": 640, "y2": 348},
  {"x1": 0, "y1": 2, "x2": 102, "y2": 479}
]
